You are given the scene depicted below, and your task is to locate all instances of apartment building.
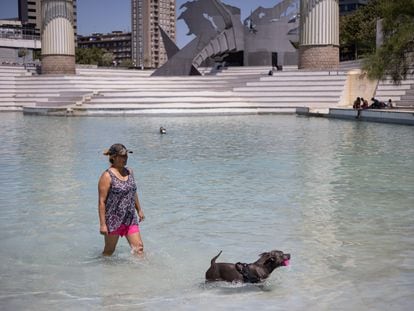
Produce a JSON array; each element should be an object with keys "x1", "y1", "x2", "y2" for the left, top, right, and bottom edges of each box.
[
  {"x1": 78, "y1": 31, "x2": 132, "y2": 65},
  {"x1": 131, "y1": 0, "x2": 176, "y2": 69},
  {"x1": 18, "y1": 0, "x2": 77, "y2": 38}
]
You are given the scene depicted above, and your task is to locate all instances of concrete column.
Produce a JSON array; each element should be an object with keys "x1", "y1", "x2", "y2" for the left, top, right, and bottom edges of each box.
[
  {"x1": 299, "y1": 0, "x2": 339, "y2": 70},
  {"x1": 41, "y1": 0, "x2": 75, "y2": 74}
]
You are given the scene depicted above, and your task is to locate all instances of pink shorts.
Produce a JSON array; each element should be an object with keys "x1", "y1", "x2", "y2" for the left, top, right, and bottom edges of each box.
[{"x1": 108, "y1": 224, "x2": 139, "y2": 237}]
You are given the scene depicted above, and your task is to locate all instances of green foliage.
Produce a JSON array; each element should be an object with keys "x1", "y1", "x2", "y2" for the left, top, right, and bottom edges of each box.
[
  {"x1": 101, "y1": 52, "x2": 114, "y2": 67},
  {"x1": 75, "y1": 47, "x2": 110, "y2": 66},
  {"x1": 340, "y1": 0, "x2": 381, "y2": 59},
  {"x1": 363, "y1": 0, "x2": 414, "y2": 83},
  {"x1": 32, "y1": 49, "x2": 41, "y2": 60},
  {"x1": 18, "y1": 48, "x2": 28, "y2": 58},
  {"x1": 119, "y1": 59, "x2": 133, "y2": 68}
]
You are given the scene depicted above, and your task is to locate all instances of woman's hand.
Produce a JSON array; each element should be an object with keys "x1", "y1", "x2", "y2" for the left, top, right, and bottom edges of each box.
[
  {"x1": 138, "y1": 210, "x2": 145, "y2": 222},
  {"x1": 100, "y1": 224, "x2": 108, "y2": 235}
]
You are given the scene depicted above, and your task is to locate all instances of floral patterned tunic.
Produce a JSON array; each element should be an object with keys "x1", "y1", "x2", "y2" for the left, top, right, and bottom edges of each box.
[{"x1": 105, "y1": 168, "x2": 138, "y2": 232}]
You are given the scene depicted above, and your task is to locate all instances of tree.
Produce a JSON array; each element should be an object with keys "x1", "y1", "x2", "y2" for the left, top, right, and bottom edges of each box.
[
  {"x1": 339, "y1": 0, "x2": 381, "y2": 60},
  {"x1": 18, "y1": 48, "x2": 29, "y2": 64},
  {"x1": 75, "y1": 47, "x2": 107, "y2": 65},
  {"x1": 100, "y1": 52, "x2": 114, "y2": 67},
  {"x1": 363, "y1": 0, "x2": 414, "y2": 83},
  {"x1": 119, "y1": 59, "x2": 133, "y2": 68},
  {"x1": 32, "y1": 49, "x2": 41, "y2": 60}
]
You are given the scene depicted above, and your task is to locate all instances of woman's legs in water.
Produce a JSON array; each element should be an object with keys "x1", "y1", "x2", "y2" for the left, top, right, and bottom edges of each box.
[
  {"x1": 103, "y1": 234, "x2": 120, "y2": 256},
  {"x1": 126, "y1": 232, "x2": 144, "y2": 255}
]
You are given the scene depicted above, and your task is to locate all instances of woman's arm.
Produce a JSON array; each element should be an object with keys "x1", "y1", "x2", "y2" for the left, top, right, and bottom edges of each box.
[
  {"x1": 135, "y1": 192, "x2": 145, "y2": 222},
  {"x1": 129, "y1": 168, "x2": 145, "y2": 222},
  {"x1": 98, "y1": 171, "x2": 111, "y2": 234}
]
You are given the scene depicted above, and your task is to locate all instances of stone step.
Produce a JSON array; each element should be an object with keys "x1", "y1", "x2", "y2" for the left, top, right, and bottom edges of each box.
[
  {"x1": 0, "y1": 97, "x2": 15, "y2": 102},
  {"x1": 376, "y1": 90, "x2": 408, "y2": 96},
  {"x1": 74, "y1": 74, "x2": 246, "y2": 80},
  {"x1": 233, "y1": 91, "x2": 342, "y2": 97},
  {"x1": 76, "y1": 69, "x2": 152, "y2": 74},
  {"x1": 96, "y1": 90, "x2": 234, "y2": 97},
  {"x1": 403, "y1": 90, "x2": 414, "y2": 96},
  {"x1": 0, "y1": 88, "x2": 95, "y2": 93},
  {"x1": 234, "y1": 85, "x2": 344, "y2": 91},
  {"x1": 94, "y1": 90, "x2": 341, "y2": 98},
  {"x1": 268, "y1": 70, "x2": 347, "y2": 76},
  {"x1": 88, "y1": 96, "x2": 338, "y2": 104},
  {"x1": 0, "y1": 101, "x2": 15, "y2": 106},
  {"x1": 377, "y1": 84, "x2": 412, "y2": 90},
  {"x1": 82, "y1": 101, "x2": 336, "y2": 109},
  {"x1": 216, "y1": 72, "x2": 269, "y2": 76},
  {"x1": 0, "y1": 67, "x2": 28, "y2": 72},
  {"x1": 35, "y1": 101, "x2": 76, "y2": 107},
  {"x1": 14, "y1": 78, "x2": 253, "y2": 85},
  {"x1": 246, "y1": 81, "x2": 345, "y2": 86},
  {"x1": 10, "y1": 85, "x2": 238, "y2": 92},
  {"x1": 0, "y1": 72, "x2": 30, "y2": 77},
  {"x1": 222, "y1": 66, "x2": 270, "y2": 69},
  {"x1": 13, "y1": 80, "x2": 238, "y2": 86},
  {"x1": 400, "y1": 95, "x2": 414, "y2": 100},
  {"x1": 15, "y1": 74, "x2": 246, "y2": 80},
  {"x1": 397, "y1": 99, "x2": 414, "y2": 106},
  {"x1": 260, "y1": 75, "x2": 346, "y2": 81},
  {"x1": 376, "y1": 96, "x2": 401, "y2": 102},
  {"x1": 0, "y1": 70, "x2": 28, "y2": 75},
  {"x1": 379, "y1": 80, "x2": 414, "y2": 85},
  {"x1": 281, "y1": 66, "x2": 299, "y2": 72},
  {"x1": 0, "y1": 105, "x2": 21, "y2": 111},
  {"x1": 76, "y1": 70, "x2": 152, "y2": 74},
  {"x1": 3, "y1": 86, "x2": 235, "y2": 94},
  {"x1": 0, "y1": 81, "x2": 15, "y2": 86},
  {"x1": 14, "y1": 97, "x2": 62, "y2": 102}
]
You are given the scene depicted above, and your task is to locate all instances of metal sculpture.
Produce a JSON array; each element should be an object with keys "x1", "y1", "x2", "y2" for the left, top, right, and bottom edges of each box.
[{"x1": 152, "y1": 0, "x2": 299, "y2": 76}]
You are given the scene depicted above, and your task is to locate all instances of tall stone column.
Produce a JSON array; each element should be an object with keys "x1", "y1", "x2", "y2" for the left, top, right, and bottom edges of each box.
[
  {"x1": 41, "y1": 0, "x2": 76, "y2": 74},
  {"x1": 299, "y1": 0, "x2": 339, "y2": 70}
]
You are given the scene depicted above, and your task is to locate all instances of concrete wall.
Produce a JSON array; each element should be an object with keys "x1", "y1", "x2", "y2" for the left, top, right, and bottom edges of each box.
[
  {"x1": 339, "y1": 69, "x2": 378, "y2": 107},
  {"x1": 0, "y1": 47, "x2": 34, "y2": 64}
]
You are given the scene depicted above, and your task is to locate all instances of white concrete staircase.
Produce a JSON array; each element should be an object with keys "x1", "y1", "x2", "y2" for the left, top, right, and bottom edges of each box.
[
  {"x1": 73, "y1": 67, "x2": 347, "y2": 115},
  {"x1": 71, "y1": 68, "x2": 265, "y2": 115},
  {"x1": 232, "y1": 70, "x2": 348, "y2": 109},
  {"x1": 0, "y1": 65, "x2": 32, "y2": 111},
  {"x1": 374, "y1": 75, "x2": 414, "y2": 107},
  {"x1": 2, "y1": 66, "x2": 351, "y2": 115}
]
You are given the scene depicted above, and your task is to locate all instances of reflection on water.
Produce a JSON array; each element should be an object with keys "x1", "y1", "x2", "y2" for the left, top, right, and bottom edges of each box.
[{"x1": 0, "y1": 113, "x2": 413, "y2": 310}]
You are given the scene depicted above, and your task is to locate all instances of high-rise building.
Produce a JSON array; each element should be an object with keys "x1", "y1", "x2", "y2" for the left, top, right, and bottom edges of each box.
[
  {"x1": 339, "y1": 0, "x2": 368, "y2": 15},
  {"x1": 131, "y1": 0, "x2": 176, "y2": 69},
  {"x1": 18, "y1": 0, "x2": 77, "y2": 38}
]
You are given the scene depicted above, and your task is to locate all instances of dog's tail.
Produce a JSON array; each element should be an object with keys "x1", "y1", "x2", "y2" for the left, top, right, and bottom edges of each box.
[{"x1": 211, "y1": 250, "x2": 222, "y2": 265}]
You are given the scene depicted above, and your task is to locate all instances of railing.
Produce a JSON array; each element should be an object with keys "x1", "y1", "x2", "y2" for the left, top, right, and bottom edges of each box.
[{"x1": 0, "y1": 33, "x2": 41, "y2": 41}]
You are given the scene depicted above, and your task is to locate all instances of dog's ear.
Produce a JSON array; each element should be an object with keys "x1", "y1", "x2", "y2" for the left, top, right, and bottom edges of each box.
[{"x1": 259, "y1": 252, "x2": 270, "y2": 258}]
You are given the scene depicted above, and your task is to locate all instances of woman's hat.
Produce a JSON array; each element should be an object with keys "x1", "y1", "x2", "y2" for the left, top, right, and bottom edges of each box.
[{"x1": 103, "y1": 143, "x2": 133, "y2": 156}]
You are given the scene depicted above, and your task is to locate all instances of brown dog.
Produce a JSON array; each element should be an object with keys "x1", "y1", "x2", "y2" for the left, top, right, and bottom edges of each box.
[{"x1": 205, "y1": 250, "x2": 290, "y2": 283}]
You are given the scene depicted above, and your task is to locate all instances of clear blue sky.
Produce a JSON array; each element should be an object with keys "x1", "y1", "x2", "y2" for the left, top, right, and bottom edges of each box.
[{"x1": 0, "y1": 0, "x2": 289, "y2": 47}]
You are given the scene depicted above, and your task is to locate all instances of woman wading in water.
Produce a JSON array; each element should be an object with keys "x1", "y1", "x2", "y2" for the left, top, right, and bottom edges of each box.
[{"x1": 98, "y1": 144, "x2": 145, "y2": 256}]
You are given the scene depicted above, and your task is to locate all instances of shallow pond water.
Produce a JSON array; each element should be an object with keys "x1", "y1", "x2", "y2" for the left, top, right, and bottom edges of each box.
[{"x1": 0, "y1": 113, "x2": 413, "y2": 310}]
